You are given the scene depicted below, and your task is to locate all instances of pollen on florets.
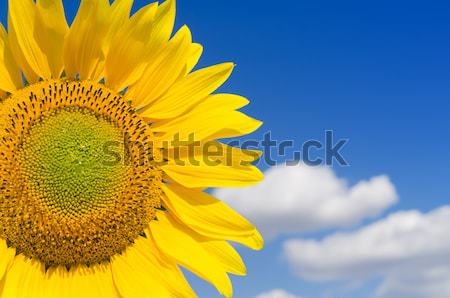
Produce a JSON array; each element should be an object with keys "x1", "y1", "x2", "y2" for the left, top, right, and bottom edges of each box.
[
  {"x1": 18, "y1": 107, "x2": 127, "y2": 217},
  {"x1": 0, "y1": 80, "x2": 162, "y2": 267}
]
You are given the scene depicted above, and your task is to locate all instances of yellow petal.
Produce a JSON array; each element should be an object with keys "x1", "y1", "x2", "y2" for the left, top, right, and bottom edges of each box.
[
  {"x1": 202, "y1": 241, "x2": 247, "y2": 276},
  {"x1": 41, "y1": 267, "x2": 71, "y2": 298},
  {"x1": 146, "y1": 0, "x2": 176, "y2": 54},
  {"x1": 0, "y1": 255, "x2": 46, "y2": 298},
  {"x1": 161, "y1": 110, "x2": 262, "y2": 141},
  {"x1": 156, "y1": 114, "x2": 263, "y2": 186},
  {"x1": 105, "y1": 2, "x2": 158, "y2": 91},
  {"x1": 0, "y1": 24, "x2": 21, "y2": 92},
  {"x1": 162, "y1": 183, "x2": 263, "y2": 250},
  {"x1": 150, "y1": 212, "x2": 233, "y2": 298},
  {"x1": 151, "y1": 93, "x2": 260, "y2": 146},
  {"x1": 35, "y1": 0, "x2": 69, "y2": 78},
  {"x1": 0, "y1": 239, "x2": 15, "y2": 281},
  {"x1": 92, "y1": 0, "x2": 141, "y2": 82},
  {"x1": 137, "y1": 235, "x2": 198, "y2": 298},
  {"x1": 112, "y1": 236, "x2": 196, "y2": 297},
  {"x1": 105, "y1": 0, "x2": 176, "y2": 92},
  {"x1": 44, "y1": 264, "x2": 118, "y2": 298},
  {"x1": 186, "y1": 43, "x2": 203, "y2": 73},
  {"x1": 64, "y1": 0, "x2": 110, "y2": 80},
  {"x1": 128, "y1": 25, "x2": 192, "y2": 108},
  {"x1": 90, "y1": 0, "x2": 132, "y2": 81},
  {"x1": 162, "y1": 160, "x2": 263, "y2": 188},
  {"x1": 163, "y1": 141, "x2": 261, "y2": 168},
  {"x1": 153, "y1": 109, "x2": 262, "y2": 146},
  {"x1": 104, "y1": 0, "x2": 134, "y2": 52},
  {"x1": 198, "y1": 93, "x2": 250, "y2": 110},
  {"x1": 140, "y1": 62, "x2": 234, "y2": 119},
  {"x1": 8, "y1": 0, "x2": 51, "y2": 81}
]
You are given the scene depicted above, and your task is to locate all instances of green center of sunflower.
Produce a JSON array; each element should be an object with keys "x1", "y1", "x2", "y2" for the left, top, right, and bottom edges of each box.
[{"x1": 18, "y1": 107, "x2": 126, "y2": 217}]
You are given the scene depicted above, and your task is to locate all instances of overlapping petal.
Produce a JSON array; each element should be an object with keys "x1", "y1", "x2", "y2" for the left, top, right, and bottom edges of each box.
[
  {"x1": 112, "y1": 235, "x2": 196, "y2": 298},
  {"x1": 63, "y1": 0, "x2": 110, "y2": 80},
  {"x1": 152, "y1": 94, "x2": 262, "y2": 147},
  {"x1": 162, "y1": 183, "x2": 263, "y2": 249},
  {"x1": 105, "y1": 2, "x2": 158, "y2": 91},
  {"x1": 35, "y1": 0, "x2": 69, "y2": 78},
  {"x1": 162, "y1": 161, "x2": 263, "y2": 188},
  {"x1": 105, "y1": 0, "x2": 176, "y2": 92},
  {"x1": 0, "y1": 239, "x2": 15, "y2": 282},
  {"x1": 187, "y1": 43, "x2": 203, "y2": 73},
  {"x1": 104, "y1": 0, "x2": 134, "y2": 52},
  {"x1": 0, "y1": 25, "x2": 21, "y2": 92},
  {"x1": 147, "y1": 0, "x2": 176, "y2": 54},
  {"x1": 8, "y1": 0, "x2": 51, "y2": 82},
  {"x1": 127, "y1": 25, "x2": 193, "y2": 108},
  {"x1": 0, "y1": 255, "x2": 118, "y2": 298},
  {"x1": 139, "y1": 62, "x2": 235, "y2": 119},
  {"x1": 0, "y1": 255, "x2": 46, "y2": 298},
  {"x1": 163, "y1": 141, "x2": 261, "y2": 168},
  {"x1": 56, "y1": 264, "x2": 118, "y2": 298},
  {"x1": 201, "y1": 240, "x2": 247, "y2": 276},
  {"x1": 150, "y1": 211, "x2": 233, "y2": 298},
  {"x1": 7, "y1": 0, "x2": 68, "y2": 81}
]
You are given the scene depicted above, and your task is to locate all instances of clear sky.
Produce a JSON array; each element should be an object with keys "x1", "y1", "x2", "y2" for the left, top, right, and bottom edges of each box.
[{"x1": 1, "y1": 1, "x2": 450, "y2": 297}]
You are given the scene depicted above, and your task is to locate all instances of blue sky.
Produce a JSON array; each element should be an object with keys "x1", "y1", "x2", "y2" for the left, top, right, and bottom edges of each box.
[
  {"x1": 171, "y1": 2, "x2": 450, "y2": 297},
  {"x1": 2, "y1": 1, "x2": 450, "y2": 297},
  {"x1": 176, "y1": 1, "x2": 450, "y2": 297}
]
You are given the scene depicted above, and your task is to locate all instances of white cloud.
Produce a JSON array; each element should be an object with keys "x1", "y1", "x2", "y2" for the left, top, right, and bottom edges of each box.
[
  {"x1": 255, "y1": 289, "x2": 303, "y2": 298},
  {"x1": 374, "y1": 266, "x2": 450, "y2": 298},
  {"x1": 283, "y1": 206, "x2": 450, "y2": 298},
  {"x1": 214, "y1": 164, "x2": 398, "y2": 239}
]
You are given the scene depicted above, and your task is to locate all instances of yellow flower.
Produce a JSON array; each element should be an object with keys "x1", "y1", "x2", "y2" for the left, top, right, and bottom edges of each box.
[{"x1": 0, "y1": 0, "x2": 264, "y2": 297}]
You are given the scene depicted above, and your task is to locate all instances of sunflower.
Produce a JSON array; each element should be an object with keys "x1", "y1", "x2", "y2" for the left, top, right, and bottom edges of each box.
[{"x1": 0, "y1": 0, "x2": 264, "y2": 297}]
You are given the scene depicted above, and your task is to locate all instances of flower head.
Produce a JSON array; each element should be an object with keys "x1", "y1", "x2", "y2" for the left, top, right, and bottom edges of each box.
[{"x1": 0, "y1": 0, "x2": 263, "y2": 297}]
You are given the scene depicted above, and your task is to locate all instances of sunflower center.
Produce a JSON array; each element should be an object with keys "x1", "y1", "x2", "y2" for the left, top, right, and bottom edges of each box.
[
  {"x1": 18, "y1": 108, "x2": 127, "y2": 217},
  {"x1": 0, "y1": 80, "x2": 162, "y2": 267}
]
